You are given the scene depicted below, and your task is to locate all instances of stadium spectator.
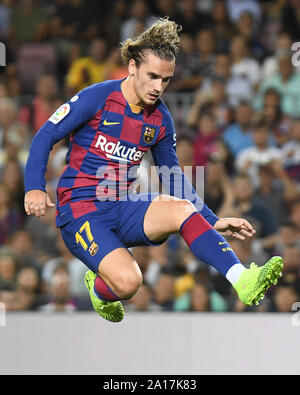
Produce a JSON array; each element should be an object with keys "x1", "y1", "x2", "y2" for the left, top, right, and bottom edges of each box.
[
  {"x1": 42, "y1": 233, "x2": 88, "y2": 304},
  {"x1": 255, "y1": 50, "x2": 300, "y2": 117},
  {"x1": 189, "y1": 282, "x2": 211, "y2": 311},
  {"x1": 153, "y1": 268, "x2": 175, "y2": 311},
  {"x1": 281, "y1": 244, "x2": 300, "y2": 286},
  {"x1": 39, "y1": 263, "x2": 78, "y2": 313},
  {"x1": 4, "y1": 69, "x2": 21, "y2": 99},
  {"x1": 132, "y1": 246, "x2": 151, "y2": 277},
  {"x1": 65, "y1": 37, "x2": 110, "y2": 95},
  {"x1": 193, "y1": 112, "x2": 221, "y2": 166},
  {"x1": 16, "y1": 42, "x2": 58, "y2": 95},
  {"x1": 236, "y1": 11, "x2": 265, "y2": 61},
  {"x1": 273, "y1": 117, "x2": 292, "y2": 150},
  {"x1": 191, "y1": 53, "x2": 231, "y2": 97},
  {"x1": 289, "y1": 201, "x2": 300, "y2": 242},
  {"x1": 176, "y1": 135, "x2": 194, "y2": 170},
  {"x1": 51, "y1": 0, "x2": 104, "y2": 42},
  {"x1": 272, "y1": 285, "x2": 299, "y2": 312},
  {"x1": 0, "y1": 0, "x2": 12, "y2": 40},
  {"x1": 210, "y1": 0, "x2": 235, "y2": 52},
  {"x1": 10, "y1": 0, "x2": 49, "y2": 45},
  {"x1": 0, "y1": 183, "x2": 23, "y2": 246},
  {"x1": 235, "y1": 118, "x2": 282, "y2": 188},
  {"x1": 14, "y1": 264, "x2": 43, "y2": 310},
  {"x1": 166, "y1": 242, "x2": 198, "y2": 290},
  {"x1": 261, "y1": 32, "x2": 299, "y2": 80},
  {"x1": 259, "y1": 88, "x2": 282, "y2": 131},
  {"x1": 0, "y1": 246, "x2": 19, "y2": 288},
  {"x1": 167, "y1": 32, "x2": 195, "y2": 92},
  {"x1": 276, "y1": 0, "x2": 300, "y2": 40},
  {"x1": 274, "y1": 222, "x2": 300, "y2": 257},
  {"x1": 175, "y1": 0, "x2": 210, "y2": 37},
  {"x1": 193, "y1": 51, "x2": 252, "y2": 110},
  {"x1": 154, "y1": 0, "x2": 178, "y2": 22},
  {"x1": 102, "y1": 47, "x2": 128, "y2": 81},
  {"x1": 0, "y1": 82, "x2": 9, "y2": 100},
  {"x1": 281, "y1": 119, "x2": 300, "y2": 187},
  {"x1": 259, "y1": 1, "x2": 287, "y2": 54},
  {"x1": 19, "y1": 74, "x2": 62, "y2": 133},
  {"x1": 226, "y1": 0, "x2": 261, "y2": 24},
  {"x1": 204, "y1": 159, "x2": 234, "y2": 215},
  {"x1": 0, "y1": 285, "x2": 16, "y2": 311},
  {"x1": 280, "y1": 244, "x2": 300, "y2": 292},
  {"x1": 189, "y1": 76, "x2": 232, "y2": 131},
  {"x1": 9, "y1": 228, "x2": 41, "y2": 268},
  {"x1": 169, "y1": 28, "x2": 216, "y2": 92},
  {"x1": 229, "y1": 34, "x2": 261, "y2": 92},
  {"x1": 222, "y1": 100, "x2": 254, "y2": 157},
  {"x1": 1, "y1": 159, "x2": 25, "y2": 210},
  {"x1": 174, "y1": 268, "x2": 196, "y2": 303},
  {"x1": 255, "y1": 161, "x2": 299, "y2": 226},
  {"x1": 219, "y1": 173, "x2": 279, "y2": 247},
  {"x1": 104, "y1": 0, "x2": 128, "y2": 48},
  {"x1": 272, "y1": 244, "x2": 300, "y2": 308},
  {"x1": 126, "y1": 282, "x2": 158, "y2": 311},
  {"x1": 143, "y1": 243, "x2": 169, "y2": 288},
  {"x1": 0, "y1": 98, "x2": 19, "y2": 147},
  {"x1": 24, "y1": 189, "x2": 59, "y2": 263},
  {"x1": 120, "y1": 0, "x2": 157, "y2": 42},
  {"x1": 0, "y1": 122, "x2": 30, "y2": 171}
]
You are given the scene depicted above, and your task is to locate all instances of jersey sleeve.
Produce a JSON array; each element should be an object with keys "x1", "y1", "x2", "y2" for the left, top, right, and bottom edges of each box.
[
  {"x1": 24, "y1": 84, "x2": 102, "y2": 193},
  {"x1": 151, "y1": 110, "x2": 219, "y2": 226}
]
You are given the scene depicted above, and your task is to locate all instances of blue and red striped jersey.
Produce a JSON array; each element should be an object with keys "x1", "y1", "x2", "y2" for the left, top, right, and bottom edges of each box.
[{"x1": 25, "y1": 79, "x2": 218, "y2": 227}]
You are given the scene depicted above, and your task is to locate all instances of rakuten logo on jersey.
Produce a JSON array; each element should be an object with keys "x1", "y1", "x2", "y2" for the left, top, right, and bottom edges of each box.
[{"x1": 95, "y1": 134, "x2": 144, "y2": 163}]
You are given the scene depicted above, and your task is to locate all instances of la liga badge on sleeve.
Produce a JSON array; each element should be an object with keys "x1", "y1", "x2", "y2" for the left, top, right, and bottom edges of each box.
[{"x1": 49, "y1": 103, "x2": 71, "y2": 124}]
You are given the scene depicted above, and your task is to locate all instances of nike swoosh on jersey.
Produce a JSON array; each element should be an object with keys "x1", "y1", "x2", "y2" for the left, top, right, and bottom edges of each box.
[{"x1": 103, "y1": 119, "x2": 120, "y2": 126}]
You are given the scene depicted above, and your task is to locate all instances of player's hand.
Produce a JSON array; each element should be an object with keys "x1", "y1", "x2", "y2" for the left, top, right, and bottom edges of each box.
[
  {"x1": 214, "y1": 217, "x2": 256, "y2": 240},
  {"x1": 24, "y1": 190, "x2": 55, "y2": 217}
]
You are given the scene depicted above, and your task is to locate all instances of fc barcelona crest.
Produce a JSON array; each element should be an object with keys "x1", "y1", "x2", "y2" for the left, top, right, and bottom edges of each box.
[
  {"x1": 89, "y1": 241, "x2": 99, "y2": 256},
  {"x1": 143, "y1": 127, "x2": 156, "y2": 144}
]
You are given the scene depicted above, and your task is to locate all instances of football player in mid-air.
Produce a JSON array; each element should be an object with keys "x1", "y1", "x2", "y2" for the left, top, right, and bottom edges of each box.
[{"x1": 24, "y1": 18, "x2": 283, "y2": 322}]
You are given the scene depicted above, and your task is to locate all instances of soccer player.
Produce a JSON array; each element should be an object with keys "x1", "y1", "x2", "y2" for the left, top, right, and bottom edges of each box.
[{"x1": 24, "y1": 19, "x2": 283, "y2": 322}]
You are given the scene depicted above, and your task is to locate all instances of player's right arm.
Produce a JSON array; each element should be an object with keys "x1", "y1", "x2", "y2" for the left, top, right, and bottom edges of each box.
[{"x1": 24, "y1": 84, "x2": 101, "y2": 217}]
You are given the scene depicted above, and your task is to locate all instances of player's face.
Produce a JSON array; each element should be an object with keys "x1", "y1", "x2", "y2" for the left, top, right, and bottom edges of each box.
[{"x1": 130, "y1": 52, "x2": 175, "y2": 106}]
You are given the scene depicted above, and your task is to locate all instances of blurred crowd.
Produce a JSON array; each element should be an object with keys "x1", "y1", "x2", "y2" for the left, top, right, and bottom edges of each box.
[{"x1": 0, "y1": 0, "x2": 300, "y2": 313}]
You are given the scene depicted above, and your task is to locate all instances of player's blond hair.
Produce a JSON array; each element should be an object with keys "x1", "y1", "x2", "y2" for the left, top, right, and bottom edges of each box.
[{"x1": 120, "y1": 18, "x2": 182, "y2": 65}]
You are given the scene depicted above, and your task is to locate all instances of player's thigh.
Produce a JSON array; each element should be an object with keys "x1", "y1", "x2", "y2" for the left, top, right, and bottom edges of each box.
[
  {"x1": 143, "y1": 194, "x2": 196, "y2": 241},
  {"x1": 116, "y1": 193, "x2": 169, "y2": 247},
  {"x1": 117, "y1": 193, "x2": 196, "y2": 246}
]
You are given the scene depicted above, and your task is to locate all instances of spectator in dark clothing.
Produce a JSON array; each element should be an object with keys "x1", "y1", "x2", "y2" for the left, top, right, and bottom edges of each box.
[{"x1": 175, "y1": 0, "x2": 211, "y2": 37}]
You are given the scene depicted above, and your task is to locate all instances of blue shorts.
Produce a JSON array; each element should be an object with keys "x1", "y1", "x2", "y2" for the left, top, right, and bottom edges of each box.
[{"x1": 60, "y1": 193, "x2": 166, "y2": 273}]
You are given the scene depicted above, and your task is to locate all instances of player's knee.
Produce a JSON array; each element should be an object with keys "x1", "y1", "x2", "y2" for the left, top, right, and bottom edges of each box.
[
  {"x1": 115, "y1": 270, "x2": 143, "y2": 300},
  {"x1": 175, "y1": 199, "x2": 196, "y2": 228}
]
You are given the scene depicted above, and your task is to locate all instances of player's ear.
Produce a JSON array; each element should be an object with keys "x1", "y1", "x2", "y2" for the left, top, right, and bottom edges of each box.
[{"x1": 128, "y1": 58, "x2": 136, "y2": 76}]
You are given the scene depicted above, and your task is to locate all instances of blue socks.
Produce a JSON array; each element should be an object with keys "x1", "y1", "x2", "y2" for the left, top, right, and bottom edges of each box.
[{"x1": 180, "y1": 212, "x2": 242, "y2": 277}]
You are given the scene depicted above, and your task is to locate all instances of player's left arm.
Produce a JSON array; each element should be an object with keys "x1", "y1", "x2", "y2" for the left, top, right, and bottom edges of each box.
[{"x1": 151, "y1": 113, "x2": 256, "y2": 238}]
